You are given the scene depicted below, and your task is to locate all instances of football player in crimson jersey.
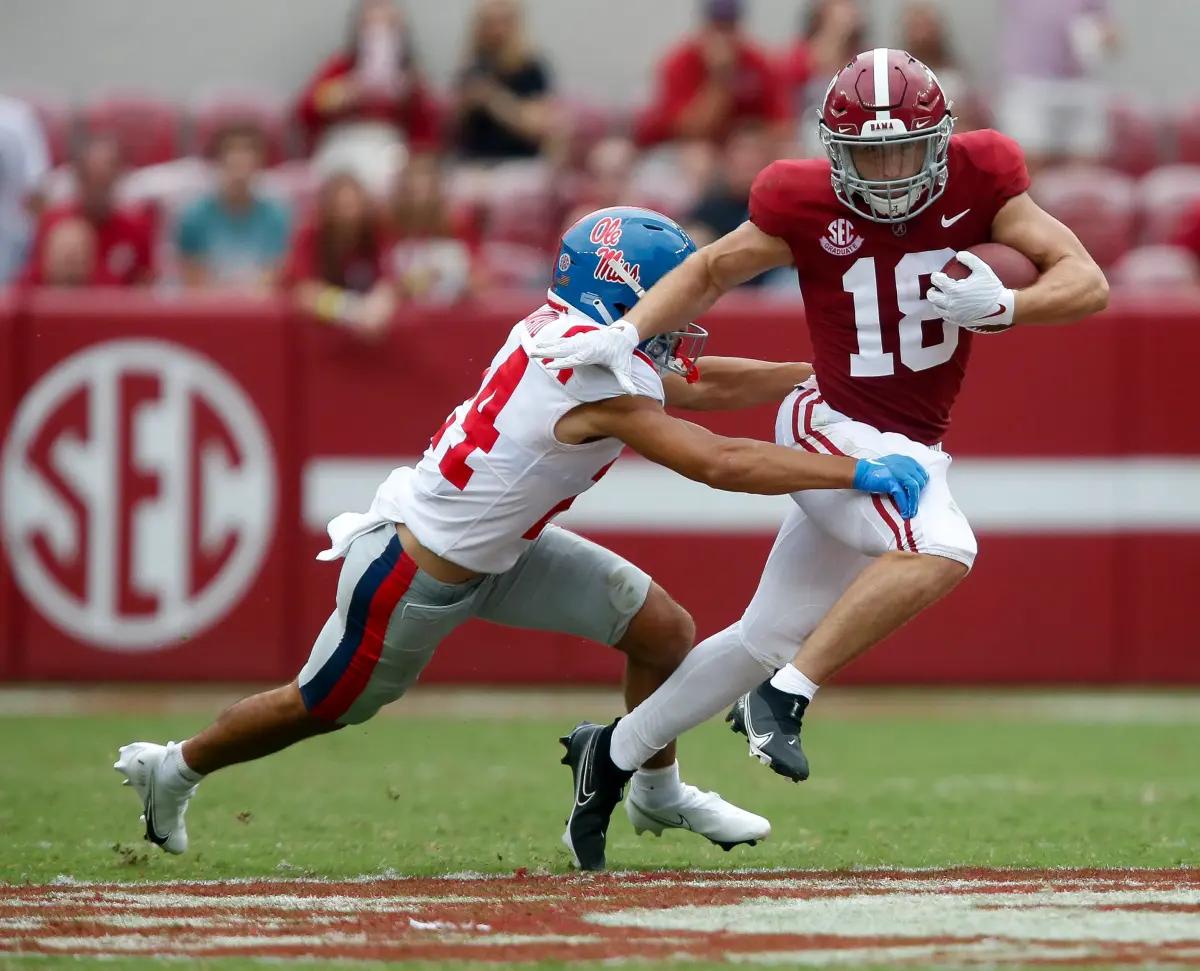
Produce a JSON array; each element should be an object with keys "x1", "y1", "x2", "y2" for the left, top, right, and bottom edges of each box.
[
  {"x1": 540, "y1": 51, "x2": 1108, "y2": 849},
  {"x1": 114, "y1": 206, "x2": 929, "y2": 872}
]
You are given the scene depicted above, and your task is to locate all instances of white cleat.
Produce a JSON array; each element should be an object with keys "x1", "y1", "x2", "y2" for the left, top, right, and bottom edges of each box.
[
  {"x1": 625, "y1": 784, "x2": 771, "y2": 852},
  {"x1": 113, "y1": 741, "x2": 197, "y2": 855}
]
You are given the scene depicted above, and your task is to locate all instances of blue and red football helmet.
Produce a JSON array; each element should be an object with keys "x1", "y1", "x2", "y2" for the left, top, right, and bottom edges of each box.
[{"x1": 551, "y1": 207, "x2": 706, "y2": 379}]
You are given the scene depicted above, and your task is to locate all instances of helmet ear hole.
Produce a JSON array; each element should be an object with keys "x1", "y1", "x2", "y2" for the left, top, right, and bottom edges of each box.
[{"x1": 614, "y1": 302, "x2": 630, "y2": 316}]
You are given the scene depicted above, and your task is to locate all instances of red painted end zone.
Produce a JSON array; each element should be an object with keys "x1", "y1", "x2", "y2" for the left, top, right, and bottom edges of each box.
[{"x1": 3, "y1": 868, "x2": 1199, "y2": 965}]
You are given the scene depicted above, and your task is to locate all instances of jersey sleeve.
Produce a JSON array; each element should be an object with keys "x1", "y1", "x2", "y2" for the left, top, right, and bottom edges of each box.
[
  {"x1": 568, "y1": 356, "x2": 665, "y2": 405},
  {"x1": 749, "y1": 160, "x2": 800, "y2": 241},
  {"x1": 749, "y1": 159, "x2": 828, "y2": 243},
  {"x1": 960, "y1": 129, "x2": 1031, "y2": 210}
]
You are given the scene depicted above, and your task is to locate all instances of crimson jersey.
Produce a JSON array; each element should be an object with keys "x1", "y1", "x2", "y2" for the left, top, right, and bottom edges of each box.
[{"x1": 749, "y1": 129, "x2": 1030, "y2": 444}]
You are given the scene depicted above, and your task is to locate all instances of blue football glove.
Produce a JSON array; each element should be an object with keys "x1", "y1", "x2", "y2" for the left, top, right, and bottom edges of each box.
[{"x1": 852, "y1": 455, "x2": 930, "y2": 520}]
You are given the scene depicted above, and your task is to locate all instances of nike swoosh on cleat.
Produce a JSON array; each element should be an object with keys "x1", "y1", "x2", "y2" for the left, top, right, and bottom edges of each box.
[
  {"x1": 941, "y1": 209, "x2": 970, "y2": 227},
  {"x1": 574, "y1": 732, "x2": 597, "y2": 806},
  {"x1": 143, "y1": 787, "x2": 170, "y2": 847},
  {"x1": 629, "y1": 801, "x2": 691, "y2": 831},
  {"x1": 742, "y1": 702, "x2": 774, "y2": 750}
]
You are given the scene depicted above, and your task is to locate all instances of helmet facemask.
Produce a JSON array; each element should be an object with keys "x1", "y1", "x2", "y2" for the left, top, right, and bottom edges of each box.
[
  {"x1": 821, "y1": 114, "x2": 953, "y2": 224},
  {"x1": 640, "y1": 324, "x2": 708, "y2": 382}
]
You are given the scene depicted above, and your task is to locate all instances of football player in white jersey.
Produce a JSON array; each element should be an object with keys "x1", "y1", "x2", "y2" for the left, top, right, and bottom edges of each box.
[{"x1": 115, "y1": 207, "x2": 929, "y2": 871}]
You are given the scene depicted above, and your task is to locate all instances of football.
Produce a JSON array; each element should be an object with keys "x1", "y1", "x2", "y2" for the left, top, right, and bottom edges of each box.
[
  {"x1": 941, "y1": 243, "x2": 1039, "y2": 288},
  {"x1": 941, "y1": 243, "x2": 1039, "y2": 333}
]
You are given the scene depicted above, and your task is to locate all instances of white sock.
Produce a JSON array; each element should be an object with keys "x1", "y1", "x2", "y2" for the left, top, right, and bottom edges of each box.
[
  {"x1": 631, "y1": 761, "x2": 684, "y2": 808},
  {"x1": 610, "y1": 622, "x2": 772, "y2": 771},
  {"x1": 162, "y1": 741, "x2": 204, "y2": 787},
  {"x1": 769, "y1": 663, "x2": 820, "y2": 699}
]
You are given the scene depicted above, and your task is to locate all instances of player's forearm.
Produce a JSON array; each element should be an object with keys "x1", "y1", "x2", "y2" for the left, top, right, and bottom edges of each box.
[
  {"x1": 625, "y1": 251, "x2": 725, "y2": 340},
  {"x1": 672, "y1": 358, "x2": 812, "y2": 411},
  {"x1": 703, "y1": 440, "x2": 857, "y2": 495},
  {"x1": 1013, "y1": 254, "x2": 1109, "y2": 325}
]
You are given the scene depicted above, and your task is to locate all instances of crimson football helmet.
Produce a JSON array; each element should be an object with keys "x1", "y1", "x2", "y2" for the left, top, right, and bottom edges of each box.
[{"x1": 818, "y1": 49, "x2": 954, "y2": 224}]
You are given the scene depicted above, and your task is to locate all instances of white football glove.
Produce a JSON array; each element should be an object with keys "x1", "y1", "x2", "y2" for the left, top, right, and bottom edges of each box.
[
  {"x1": 529, "y1": 319, "x2": 641, "y2": 395},
  {"x1": 928, "y1": 251, "x2": 1016, "y2": 334}
]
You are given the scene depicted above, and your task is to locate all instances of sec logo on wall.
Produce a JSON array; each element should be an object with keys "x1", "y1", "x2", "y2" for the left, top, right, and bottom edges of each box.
[{"x1": 1, "y1": 339, "x2": 276, "y2": 651}]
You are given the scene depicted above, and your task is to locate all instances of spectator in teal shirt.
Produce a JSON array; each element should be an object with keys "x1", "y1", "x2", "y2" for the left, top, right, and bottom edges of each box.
[{"x1": 176, "y1": 124, "x2": 290, "y2": 290}]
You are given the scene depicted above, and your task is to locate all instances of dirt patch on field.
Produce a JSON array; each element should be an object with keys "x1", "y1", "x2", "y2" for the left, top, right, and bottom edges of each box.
[{"x1": 3, "y1": 869, "x2": 1199, "y2": 965}]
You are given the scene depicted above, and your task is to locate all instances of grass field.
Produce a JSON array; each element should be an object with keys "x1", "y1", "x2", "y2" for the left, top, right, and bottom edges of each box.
[{"x1": 2, "y1": 686, "x2": 1199, "y2": 968}]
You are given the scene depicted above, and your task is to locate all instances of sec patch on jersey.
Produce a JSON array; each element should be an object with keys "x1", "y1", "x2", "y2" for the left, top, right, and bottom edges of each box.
[{"x1": 942, "y1": 243, "x2": 1039, "y2": 333}]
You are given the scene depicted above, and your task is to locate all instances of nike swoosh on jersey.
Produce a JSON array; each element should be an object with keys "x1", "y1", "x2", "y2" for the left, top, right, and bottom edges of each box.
[{"x1": 941, "y1": 209, "x2": 971, "y2": 227}]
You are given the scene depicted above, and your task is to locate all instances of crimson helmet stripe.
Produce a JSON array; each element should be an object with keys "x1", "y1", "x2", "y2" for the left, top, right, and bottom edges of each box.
[{"x1": 872, "y1": 48, "x2": 891, "y2": 120}]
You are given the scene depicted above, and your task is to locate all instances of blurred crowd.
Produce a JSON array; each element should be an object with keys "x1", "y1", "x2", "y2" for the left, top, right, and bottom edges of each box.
[{"x1": 1, "y1": 0, "x2": 1197, "y2": 335}]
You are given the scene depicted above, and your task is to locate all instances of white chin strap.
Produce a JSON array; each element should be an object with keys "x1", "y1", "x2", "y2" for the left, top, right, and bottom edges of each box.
[{"x1": 602, "y1": 253, "x2": 648, "y2": 301}]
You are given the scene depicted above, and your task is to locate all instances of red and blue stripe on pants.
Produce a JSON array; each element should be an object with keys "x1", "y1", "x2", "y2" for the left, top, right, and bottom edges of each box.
[{"x1": 300, "y1": 534, "x2": 418, "y2": 722}]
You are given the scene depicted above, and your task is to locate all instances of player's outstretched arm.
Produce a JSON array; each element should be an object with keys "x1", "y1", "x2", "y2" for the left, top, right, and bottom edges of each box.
[
  {"x1": 663, "y1": 358, "x2": 813, "y2": 412},
  {"x1": 556, "y1": 395, "x2": 929, "y2": 516},
  {"x1": 991, "y1": 193, "x2": 1110, "y2": 326},
  {"x1": 623, "y1": 222, "x2": 794, "y2": 341},
  {"x1": 530, "y1": 223, "x2": 794, "y2": 378}
]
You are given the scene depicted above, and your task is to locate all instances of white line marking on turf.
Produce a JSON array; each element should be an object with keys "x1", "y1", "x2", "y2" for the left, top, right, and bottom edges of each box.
[
  {"x1": 589, "y1": 888, "x2": 1200, "y2": 943},
  {"x1": 30, "y1": 932, "x2": 369, "y2": 953}
]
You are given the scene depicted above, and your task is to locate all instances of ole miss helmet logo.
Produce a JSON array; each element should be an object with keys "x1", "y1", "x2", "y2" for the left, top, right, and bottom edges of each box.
[
  {"x1": 820, "y1": 218, "x2": 865, "y2": 257},
  {"x1": 589, "y1": 216, "x2": 624, "y2": 247},
  {"x1": 594, "y1": 247, "x2": 641, "y2": 284}
]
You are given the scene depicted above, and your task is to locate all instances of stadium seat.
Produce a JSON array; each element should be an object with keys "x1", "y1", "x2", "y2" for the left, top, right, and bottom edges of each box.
[
  {"x1": 81, "y1": 93, "x2": 182, "y2": 167},
  {"x1": 1106, "y1": 101, "x2": 1160, "y2": 176},
  {"x1": 486, "y1": 191, "x2": 558, "y2": 250},
  {"x1": 1137, "y1": 165, "x2": 1200, "y2": 244},
  {"x1": 1174, "y1": 103, "x2": 1200, "y2": 166},
  {"x1": 7, "y1": 91, "x2": 73, "y2": 167},
  {"x1": 559, "y1": 98, "x2": 618, "y2": 167},
  {"x1": 258, "y1": 159, "x2": 319, "y2": 214},
  {"x1": 477, "y1": 240, "x2": 550, "y2": 289},
  {"x1": 191, "y1": 90, "x2": 293, "y2": 165},
  {"x1": 447, "y1": 160, "x2": 559, "y2": 251},
  {"x1": 1032, "y1": 165, "x2": 1137, "y2": 268},
  {"x1": 1109, "y1": 244, "x2": 1200, "y2": 290}
]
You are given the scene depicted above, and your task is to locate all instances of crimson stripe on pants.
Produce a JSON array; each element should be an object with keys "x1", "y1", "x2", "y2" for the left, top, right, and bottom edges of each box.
[
  {"x1": 793, "y1": 389, "x2": 916, "y2": 550},
  {"x1": 872, "y1": 495, "x2": 907, "y2": 551}
]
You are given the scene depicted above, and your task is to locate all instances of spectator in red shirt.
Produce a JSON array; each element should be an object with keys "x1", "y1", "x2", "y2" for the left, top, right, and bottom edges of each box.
[
  {"x1": 283, "y1": 171, "x2": 395, "y2": 336},
  {"x1": 23, "y1": 134, "x2": 154, "y2": 287},
  {"x1": 296, "y1": 0, "x2": 440, "y2": 156},
  {"x1": 635, "y1": 0, "x2": 791, "y2": 148},
  {"x1": 384, "y1": 155, "x2": 480, "y2": 304}
]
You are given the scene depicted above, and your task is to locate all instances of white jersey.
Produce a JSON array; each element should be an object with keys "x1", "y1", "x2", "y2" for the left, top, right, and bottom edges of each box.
[{"x1": 320, "y1": 299, "x2": 664, "y2": 573}]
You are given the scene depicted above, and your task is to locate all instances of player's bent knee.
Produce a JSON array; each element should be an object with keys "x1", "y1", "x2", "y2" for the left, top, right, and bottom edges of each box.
[
  {"x1": 738, "y1": 621, "x2": 800, "y2": 673},
  {"x1": 883, "y1": 550, "x2": 971, "y2": 595},
  {"x1": 618, "y1": 583, "x2": 695, "y2": 671}
]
